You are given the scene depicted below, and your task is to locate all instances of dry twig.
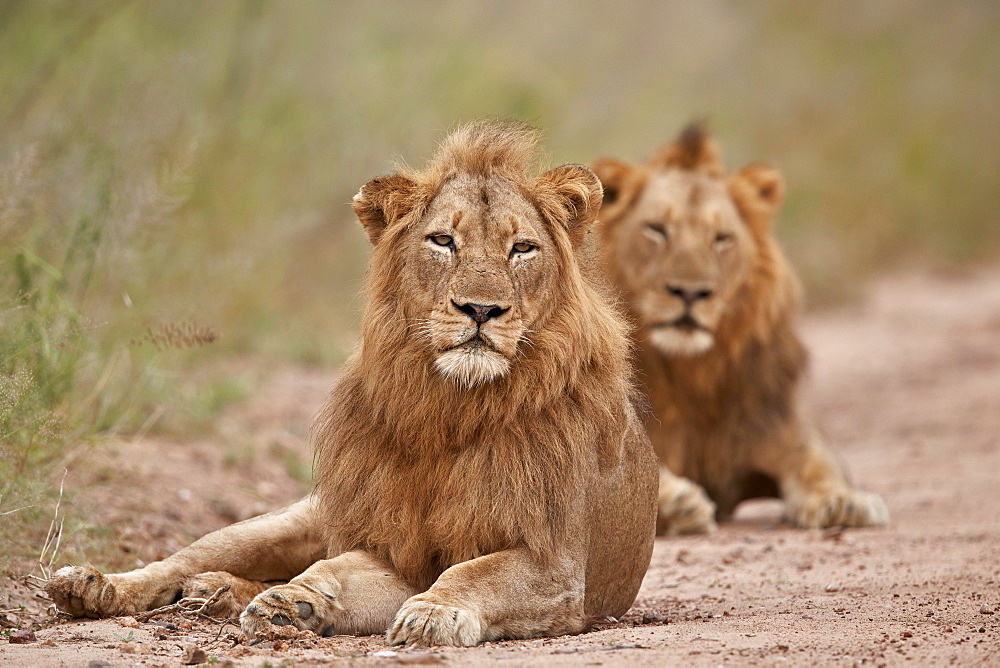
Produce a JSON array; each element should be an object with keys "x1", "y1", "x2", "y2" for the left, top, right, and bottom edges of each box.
[
  {"x1": 135, "y1": 584, "x2": 232, "y2": 624},
  {"x1": 552, "y1": 644, "x2": 649, "y2": 654}
]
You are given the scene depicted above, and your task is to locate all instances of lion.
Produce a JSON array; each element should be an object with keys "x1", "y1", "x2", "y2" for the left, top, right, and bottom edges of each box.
[
  {"x1": 46, "y1": 121, "x2": 658, "y2": 647},
  {"x1": 591, "y1": 124, "x2": 888, "y2": 535}
]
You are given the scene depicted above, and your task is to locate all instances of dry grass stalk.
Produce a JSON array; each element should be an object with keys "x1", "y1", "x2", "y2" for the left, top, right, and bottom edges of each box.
[
  {"x1": 131, "y1": 322, "x2": 219, "y2": 352},
  {"x1": 35, "y1": 469, "x2": 67, "y2": 581}
]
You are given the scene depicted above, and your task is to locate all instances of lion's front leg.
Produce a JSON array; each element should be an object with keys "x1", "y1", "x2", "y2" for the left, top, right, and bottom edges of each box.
[
  {"x1": 759, "y1": 420, "x2": 889, "y2": 529},
  {"x1": 387, "y1": 548, "x2": 585, "y2": 647},
  {"x1": 46, "y1": 496, "x2": 323, "y2": 618},
  {"x1": 239, "y1": 551, "x2": 418, "y2": 638}
]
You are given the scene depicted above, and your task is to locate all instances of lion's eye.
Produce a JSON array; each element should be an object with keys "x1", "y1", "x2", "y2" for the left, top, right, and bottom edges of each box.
[
  {"x1": 511, "y1": 241, "x2": 535, "y2": 255},
  {"x1": 644, "y1": 223, "x2": 668, "y2": 240},
  {"x1": 714, "y1": 232, "x2": 734, "y2": 248},
  {"x1": 429, "y1": 234, "x2": 454, "y2": 248}
]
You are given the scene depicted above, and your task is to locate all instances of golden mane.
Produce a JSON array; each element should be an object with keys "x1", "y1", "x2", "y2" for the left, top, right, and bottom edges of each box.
[
  {"x1": 314, "y1": 121, "x2": 636, "y2": 591},
  {"x1": 400, "y1": 119, "x2": 541, "y2": 185},
  {"x1": 648, "y1": 122, "x2": 725, "y2": 177}
]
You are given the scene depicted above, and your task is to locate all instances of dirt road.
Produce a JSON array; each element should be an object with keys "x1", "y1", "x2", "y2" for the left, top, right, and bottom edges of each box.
[{"x1": 3, "y1": 266, "x2": 999, "y2": 666}]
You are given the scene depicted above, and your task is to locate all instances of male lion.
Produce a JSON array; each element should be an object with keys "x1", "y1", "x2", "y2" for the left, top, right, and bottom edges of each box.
[
  {"x1": 592, "y1": 124, "x2": 888, "y2": 535},
  {"x1": 46, "y1": 121, "x2": 658, "y2": 646}
]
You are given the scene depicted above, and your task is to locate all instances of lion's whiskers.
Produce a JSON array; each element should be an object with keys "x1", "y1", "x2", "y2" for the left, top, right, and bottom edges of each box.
[{"x1": 406, "y1": 318, "x2": 436, "y2": 343}]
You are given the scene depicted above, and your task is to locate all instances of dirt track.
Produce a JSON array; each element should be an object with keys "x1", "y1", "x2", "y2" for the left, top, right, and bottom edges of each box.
[{"x1": 2, "y1": 266, "x2": 999, "y2": 666}]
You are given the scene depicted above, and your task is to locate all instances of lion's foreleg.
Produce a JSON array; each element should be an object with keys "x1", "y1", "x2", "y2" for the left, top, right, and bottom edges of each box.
[
  {"x1": 47, "y1": 496, "x2": 324, "y2": 618},
  {"x1": 386, "y1": 548, "x2": 586, "y2": 647},
  {"x1": 753, "y1": 417, "x2": 889, "y2": 528},
  {"x1": 240, "y1": 551, "x2": 418, "y2": 638}
]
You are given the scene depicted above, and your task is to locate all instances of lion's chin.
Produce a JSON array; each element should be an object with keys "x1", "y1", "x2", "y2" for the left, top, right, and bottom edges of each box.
[
  {"x1": 649, "y1": 327, "x2": 715, "y2": 357},
  {"x1": 435, "y1": 346, "x2": 511, "y2": 388}
]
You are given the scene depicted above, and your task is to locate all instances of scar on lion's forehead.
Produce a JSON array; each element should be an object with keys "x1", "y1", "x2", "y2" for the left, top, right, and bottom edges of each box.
[{"x1": 451, "y1": 210, "x2": 464, "y2": 229}]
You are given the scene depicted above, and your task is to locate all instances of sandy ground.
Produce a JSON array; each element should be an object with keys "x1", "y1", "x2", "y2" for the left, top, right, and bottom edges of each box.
[{"x1": 2, "y1": 266, "x2": 999, "y2": 666}]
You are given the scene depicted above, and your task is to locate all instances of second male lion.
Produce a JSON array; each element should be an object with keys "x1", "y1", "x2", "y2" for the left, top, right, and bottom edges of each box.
[
  {"x1": 592, "y1": 124, "x2": 888, "y2": 535},
  {"x1": 46, "y1": 121, "x2": 657, "y2": 646}
]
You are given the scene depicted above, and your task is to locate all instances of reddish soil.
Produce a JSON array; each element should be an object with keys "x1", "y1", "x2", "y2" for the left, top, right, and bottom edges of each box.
[{"x1": 2, "y1": 266, "x2": 999, "y2": 666}]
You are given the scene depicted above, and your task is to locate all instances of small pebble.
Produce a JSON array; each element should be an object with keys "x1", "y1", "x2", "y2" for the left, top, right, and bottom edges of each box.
[
  {"x1": 87, "y1": 662, "x2": 111, "y2": 668},
  {"x1": 119, "y1": 642, "x2": 148, "y2": 654},
  {"x1": 8, "y1": 630, "x2": 36, "y2": 644},
  {"x1": 980, "y1": 605, "x2": 994, "y2": 615},
  {"x1": 979, "y1": 627, "x2": 987, "y2": 633},
  {"x1": 180, "y1": 642, "x2": 207, "y2": 665},
  {"x1": 370, "y1": 650, "x2": 399, "y2": 658},
  {"x1": 824, "y1": 583, "x2": 840, "y2": 593},
  {"x1": 642, "y1": 611, "x2": 662, "y2": 624}
]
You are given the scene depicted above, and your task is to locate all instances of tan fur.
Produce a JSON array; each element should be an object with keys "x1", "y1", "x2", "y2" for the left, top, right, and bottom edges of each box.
[
  {"x1": 47, "y1": 121, "x2": 657, "y2": 646},
  {"x1": 593, "y1": 123, "x2": 888, "y2": 533}
]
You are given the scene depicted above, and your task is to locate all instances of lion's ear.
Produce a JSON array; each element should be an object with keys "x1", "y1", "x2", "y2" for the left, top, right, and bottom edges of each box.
[
  {"x1": 352, "y1": 174, "x2": 417, "y2": 245},
  {"x1": 728, "y1": 162, "x2": 785, "y2": 232},
  {"x1": 591, "y1": 158, "x2": 645, "y2": 224},
  {"x1": 533, "y1": 164, "x2": 603, "y2": 248}
]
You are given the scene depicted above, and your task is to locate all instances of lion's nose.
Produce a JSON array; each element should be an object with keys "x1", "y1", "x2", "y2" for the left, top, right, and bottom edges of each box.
[
  {"x1": 453, "y1": 300, "x2": 509, "y2": 323},
  {"x1": 667, "y1": 285, "x2": 713, "y2": 305}
]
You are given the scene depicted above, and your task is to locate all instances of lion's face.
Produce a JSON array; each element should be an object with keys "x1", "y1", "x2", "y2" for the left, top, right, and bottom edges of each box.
[
  {"x1": 353, "y1": 139, "x2": 603, "y2": 389},
  {"x1": 401, "y1": 175, "x2": 560, "y2": 387},
  {"x1": 595, "y1": 128, "x2": 784, "y2": 358},
  {"x1": 603, "y1": 169, "x2": 753, "y2": 356}
]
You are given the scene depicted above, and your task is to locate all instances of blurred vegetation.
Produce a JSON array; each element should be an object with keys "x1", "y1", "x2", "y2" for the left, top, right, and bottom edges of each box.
[{"x1": 1, "y1": 0, "x2": 998, "y2": 567}]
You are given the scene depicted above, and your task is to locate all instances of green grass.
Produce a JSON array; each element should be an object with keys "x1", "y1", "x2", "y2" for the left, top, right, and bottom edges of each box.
[{"x1": 1, "y1": 0, "x2": 999, "y2": 569}]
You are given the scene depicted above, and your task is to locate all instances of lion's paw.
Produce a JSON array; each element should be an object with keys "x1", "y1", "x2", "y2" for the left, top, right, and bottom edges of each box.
[
  {"x1": 183, "y1": 572, "x2": 270, "y2": 620},
  {"x1": 387, "y1": 598, "x2": 484, "y2": 647},
  {"x1": 787, "y1": 488, "x2": 889, "y2": 528},
  {"x1": 46, "y1": 565, "x2": 132, "y2": 618},
  {"x1": 657, "y1": 477, "x2": 718, "y2": 536},
  {"x1": 240, "y1": 583, "x2": 341, "y2": 639}
]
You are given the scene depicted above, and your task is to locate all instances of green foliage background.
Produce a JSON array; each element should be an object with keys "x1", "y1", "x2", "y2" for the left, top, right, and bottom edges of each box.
[{"x1": 1, "y1": 0, "x2": 998, "y2": 561}]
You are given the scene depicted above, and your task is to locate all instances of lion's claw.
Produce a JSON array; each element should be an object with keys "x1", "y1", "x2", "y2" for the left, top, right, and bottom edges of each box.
[{"x1": 387, "y1": 598, "x2": 483, "y2": 647}]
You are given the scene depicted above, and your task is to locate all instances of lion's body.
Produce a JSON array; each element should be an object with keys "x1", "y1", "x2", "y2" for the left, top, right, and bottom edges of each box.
[
  {"x1": 593, "y1": 125, "x2": 887, "y2": 533},
  {"x1": 48, "y1": 122, "x2": 657, "y2": 646}
]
